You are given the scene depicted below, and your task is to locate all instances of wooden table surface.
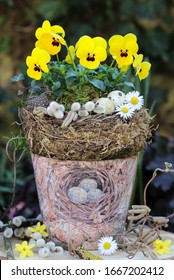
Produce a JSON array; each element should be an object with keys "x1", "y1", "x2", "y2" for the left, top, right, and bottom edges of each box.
[{"x1": 1, "y1": 230, "x2": 174, "y2": 260}]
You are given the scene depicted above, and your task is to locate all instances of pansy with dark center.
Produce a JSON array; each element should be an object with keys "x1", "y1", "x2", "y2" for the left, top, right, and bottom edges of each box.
[
  {"x1": 35, "y1": 20, "x2": 66, "y2": 55},
  {"x1": 76, "y1": 36, "x2": 107, "y2": 69},
  {"x1": 26, "y1": 47, "x2": 50, "y2": 80},
  {"x1": 109, "y1": 33, "x2": 138, "y2": 67},
  {"x1": 87, "y1": 53, "x2": 95, "y2": 62}
]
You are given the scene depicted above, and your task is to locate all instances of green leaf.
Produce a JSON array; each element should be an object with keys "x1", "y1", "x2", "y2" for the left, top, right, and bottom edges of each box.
[
  {"x1": 10, "y1": 73, "x2": 24, "y2": 82},
  {"x1": 0, "y1": 186, "x2": 12, "y2": 193},
  {"x1": 124, "y1": 82, "x2": 135, "y2": 89},
  {"x1": 65, "y1": 68, "x2": 77, "y2": 79},
  {"x1": 89, "y1": 79, "x2": 106, "y2": 91},
  {"x1": 51, "y1": 81, "x2": 61, "y2": 90},
  {"x1": 65, "y1": 77, "x2": 76, "y2": 86}
]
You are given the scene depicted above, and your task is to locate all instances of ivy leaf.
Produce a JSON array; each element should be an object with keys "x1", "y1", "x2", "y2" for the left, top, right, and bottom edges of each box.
[
  {"x1": 10, "y1": 73, "x2": 24, "y2": 82},
  {"x1": 89, "y1": 79, "x2": 106, "y2": 91}
]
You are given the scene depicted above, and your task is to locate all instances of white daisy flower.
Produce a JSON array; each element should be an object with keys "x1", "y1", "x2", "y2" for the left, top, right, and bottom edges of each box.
[
  {"x1": 97, "y1": 236, "x2": 118, "y2": 256},
  {"x1": 116, "y1": 103, "x2": 135, "y2": 120},
  {"x1": 125, "y1": 91, "x2": 144, "y2": 110}
]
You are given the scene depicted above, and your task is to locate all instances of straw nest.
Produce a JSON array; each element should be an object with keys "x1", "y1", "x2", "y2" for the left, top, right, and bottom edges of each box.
[
  {"x1": 19, "y1": 104, "x2": 153, "y2": 160},
  {"x1": 55, "y1": 167, "x2": 121, "y2": 224}
]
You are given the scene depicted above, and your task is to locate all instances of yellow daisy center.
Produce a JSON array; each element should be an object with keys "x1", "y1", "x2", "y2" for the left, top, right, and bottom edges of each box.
[
  {"x1": 159, "y1": 245, "x2": 164, "y2": 249},
  {"x1": 103, "y1": 242, "x2": 111, "y2": 250},
  {"x1": 121, "y1": 107, "x2": 128, "y2": 113},
  {"x1": 130, "y1": 97, "x2": 138, "y2": 104}
]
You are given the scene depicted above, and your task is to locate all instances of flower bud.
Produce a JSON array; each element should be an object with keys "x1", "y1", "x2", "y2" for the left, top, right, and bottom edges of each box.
[
  {"x1": 3, "y1": 227, "x2": 13, "y2": 238},
  {"x1": 36, "y1": 238, "x2": 46, "y2": 248},
  {"x1": 38, "y1": 247, "x2": 50, "y2": 258}
]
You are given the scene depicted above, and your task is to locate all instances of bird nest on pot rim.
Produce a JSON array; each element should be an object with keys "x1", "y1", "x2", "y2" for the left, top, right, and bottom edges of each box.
[{"x1": 19, "y1": 105, "x2": 153, "y2": 161}]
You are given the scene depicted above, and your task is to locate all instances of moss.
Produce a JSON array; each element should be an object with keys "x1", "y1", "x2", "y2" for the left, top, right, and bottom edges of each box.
[{"x1": 20, "y1": 107, "x2": 153, "y2": 160}]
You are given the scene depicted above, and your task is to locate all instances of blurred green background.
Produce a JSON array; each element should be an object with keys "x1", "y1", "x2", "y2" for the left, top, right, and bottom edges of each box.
[{"x1": 0, "y1": 0, "x2": 174, "y2": 230}]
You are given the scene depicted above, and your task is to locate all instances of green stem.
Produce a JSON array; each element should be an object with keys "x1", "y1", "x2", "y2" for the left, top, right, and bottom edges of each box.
[
  {"x1": 110, "y1": 59, "x2": 115, "y2": 68},
  {"x1": 115, "y1": 71, "x2": 125, "y2": 83},
  {"x1": 56, "y1": 54, "x2": 59, "y2": 62},
  {"x1": 65, "y1": 42, "x2": 77, "y2": 71}
]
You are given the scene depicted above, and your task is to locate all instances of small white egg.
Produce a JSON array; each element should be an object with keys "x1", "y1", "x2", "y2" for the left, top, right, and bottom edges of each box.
[
  {"x1": 68, "y1": 187, "x2": 88, "y2": 204},
  {"x1": 94, "y1": 98, "x2": 115, "y2": 114},
  {"x1": 78, "y1": 178, "x2": 98, "y2": 192},
  {"x1": 107, "y1": 90, "x2": 126, "y2": 107}
]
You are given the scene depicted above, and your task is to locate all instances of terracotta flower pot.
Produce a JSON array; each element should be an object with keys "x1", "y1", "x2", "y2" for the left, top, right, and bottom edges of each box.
[{"x1": 32, "y1": 154, "x2": 138, "y2": 249}]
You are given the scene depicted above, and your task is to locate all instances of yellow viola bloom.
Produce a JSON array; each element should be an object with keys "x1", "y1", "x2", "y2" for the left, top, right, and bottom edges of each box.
[
  {"x1": 136, "y1": 61, "x2": 151, "y2": 80},
  {"x1": 26, "y1": 47, "x2": 51, "y2": 80},
  {"x1": 28, "y1": 222, "x2": 48, "y2": 237},
  {"x1": 35, "y1": 20, "x2": 65, "y2": 39},
  {"x1": 93, "y1": 36, "x2": 107, "y2": 49},
  {"x1": 14, "y1": 241, "x2": 35, "y2": 259},
  {"x1": 76, "y1": 36, "x2": 107, "y2": 69},
  {"x1": 152, "y1": 239, "x2": 172, "y2": 255},
  {"x1": 109, "y1": 33, "x2": 139, "y2": 66},
  {"x1": 35, "y1": 20, "x2": 66, "y2": 55},
  {"x1": 65, "y1": 45, "x2": 75, "y2": 64},
  {"x1": 133, "y1": 54, "x2": 151, "y2": 80},
  {"x1": 133, "y1": 53, "x2": 143, "y2": 68}
]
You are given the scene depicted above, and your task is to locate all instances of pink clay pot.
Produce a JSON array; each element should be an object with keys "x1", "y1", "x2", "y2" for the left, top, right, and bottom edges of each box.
[{"x1": 32, "y1": 154, "x2": 138, "y2": 249}]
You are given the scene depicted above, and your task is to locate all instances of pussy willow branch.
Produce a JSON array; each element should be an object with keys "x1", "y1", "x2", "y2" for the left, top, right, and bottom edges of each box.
[
  {"x1": 1, "y1": 139, "x2": 27, "y2": 220},
  {"x1": 0, "y1": 218, "x2": 40, "y2": 233}
]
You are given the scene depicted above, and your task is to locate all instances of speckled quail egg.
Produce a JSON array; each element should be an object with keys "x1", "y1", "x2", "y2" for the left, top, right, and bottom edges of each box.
[
  {"x1": 87, "y1": 189, "x2": 104, "y2": 203},
  {"x1": 78, "y1": 178, "x2": 98, "y2": 192},
  {"x1": 107, "y1": 90, "x2": 126, "y2": 107},
  {"x1": 68, "y1": 187, "x2": 88, "y2": 204},
  {"x1": 93, "y1": 98, "x2": 115, "y2": 115}
]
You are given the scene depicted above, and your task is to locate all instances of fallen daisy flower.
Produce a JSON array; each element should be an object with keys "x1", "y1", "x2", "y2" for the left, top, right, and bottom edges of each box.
[{"x1": 97, "y1": 236, "x2": 118, "y2": 256}]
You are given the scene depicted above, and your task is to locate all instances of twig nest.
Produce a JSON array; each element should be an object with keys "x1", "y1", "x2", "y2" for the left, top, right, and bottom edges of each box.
[
  {"x1": 87, "y1": 189, "x2": 104, "y2": 203},
  {"x1": 67, "y1": 187, "x2": 88, "y2": 204},
  {"x1": 107, "y1": 90, "x2": 126, "y2": 107},
  {"x1": 84, "y1": 101, "x2": 95, "y2": 112},
  {"x1": 71, "y1": 102, "x2": 81, "y2": 111},
  {"x1": 47, "y1": 101, "x2": 65, "y2": 119},
  {"x1": 78, "y1": 178, "x2": 98, "y2": 192},
  {"x1": 93, "y1": 98, "x2": 115, "y2": 114}
]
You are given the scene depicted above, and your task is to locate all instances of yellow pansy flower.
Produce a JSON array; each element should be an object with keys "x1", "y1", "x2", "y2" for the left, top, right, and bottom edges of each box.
[
  {"x1": 136, "y1": 61, "x2": 151, "y2": 80},
  {"x1": 65, "y1": 45, "x2": 75, "y2": 64},
  {"x1": 35, "y1": 20, "x2": 66, "y2": 55},
  {"x1": 133, "y1": 53, "x2": 143, "y2": 68},
  {"x1": 14, "y1": 241, "x2": 35, "y2": 259},
  {"x1": 133, "y1": 54, "x2": 151, "y2": 80},
  {"x1": 76, "y1": 36, "x2": 107, "y2": 69},
  {"x1": 28, "y1": 222, "x2": 48, "y2": 237},
  {"x1": 109, "y1": 33, "x2": 139, "y2": 66},
  {"x1": 26, "y1": 47, "x2": 51, "y2": 80},
  {"x1": 152, "y1": 239, "x2": 172, "y2": 255}
]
